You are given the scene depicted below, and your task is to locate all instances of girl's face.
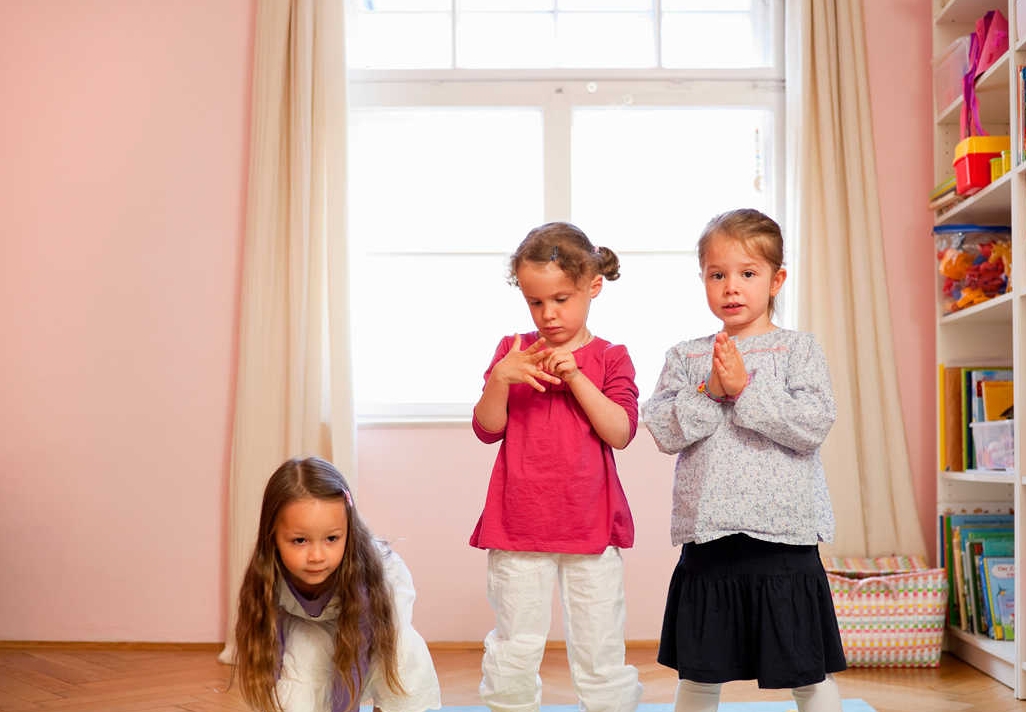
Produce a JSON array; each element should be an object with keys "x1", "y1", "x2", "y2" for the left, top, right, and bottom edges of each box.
[
  {"x1": 516, "y1": 261, "x2": 601, "y2": 349},
  {"x1": 275, "y1": 497, "x2": 348, "y2": 598},
  {"x1": 701, "y1": 233, "x2": 785, "y2": 339}
]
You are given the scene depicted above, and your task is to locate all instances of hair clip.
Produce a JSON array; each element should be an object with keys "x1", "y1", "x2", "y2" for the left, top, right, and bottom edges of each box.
[
  {"x1": 592, "y1": 246, "x2": 600, "y2": 254},
  {"x1": 342, "y1": 489, "x2": 353, "y2": 507},
  {"x1": 549, "y1": 246, "x2": 559, "y2": 261}
]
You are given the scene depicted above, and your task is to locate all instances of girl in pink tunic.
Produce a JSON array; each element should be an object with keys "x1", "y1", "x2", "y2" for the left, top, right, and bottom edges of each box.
[{"x1": 471, "y1": 221, "x2": 642, "y2": 712}]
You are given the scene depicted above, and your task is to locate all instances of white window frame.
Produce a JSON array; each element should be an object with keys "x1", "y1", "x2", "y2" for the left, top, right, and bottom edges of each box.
[{"x1": 346, "y1": 3, "x2": 790, "y2": 422}]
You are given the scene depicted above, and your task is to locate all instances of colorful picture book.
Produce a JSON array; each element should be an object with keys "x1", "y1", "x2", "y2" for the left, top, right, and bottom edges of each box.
[
  {"x1": 981, "y1": 379, "x2": 1014, "y2": 420},
  {"x1": 981, "y1": 556, "x2": 1015, "y2": 640},
  {"x1": 938, "y1": 510, "x2": 1014, "y2": 629}
]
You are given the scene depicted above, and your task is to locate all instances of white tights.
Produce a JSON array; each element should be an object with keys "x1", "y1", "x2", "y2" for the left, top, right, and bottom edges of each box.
[{"x1": 673, "y1": 675, "x2": 842, "y2": 712}]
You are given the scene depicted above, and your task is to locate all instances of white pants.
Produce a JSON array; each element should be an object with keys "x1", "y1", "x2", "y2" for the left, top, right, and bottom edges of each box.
[{"x1": 480, "y1": 547, "x2": 642, "y2": 712}]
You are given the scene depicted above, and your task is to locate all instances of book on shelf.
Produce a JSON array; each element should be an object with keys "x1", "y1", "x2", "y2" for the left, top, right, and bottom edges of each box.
[
  {"x1": 970, "y1": 369, "x2": 1013, "y2": 422},
  {"x1": 939, "y1": 511, "x2": 1014, "y2": 628},
  {"x1": 977, "y1": 554, "x2": 994, "y2": 635},
  {"x1": 981, "y1": 556, "x2": 1015, "y2": 640},
  {"x1": 1019, "y1": 65, "x2": 1026, "y2": 163},
  {"x1": 981, "y1": 379, "x2": 1014, "y2": 420},
  {"x1": 941, "y1": 366, "x2": 964, "y2": 471},
  {"x1": 930, "y1": 175, "x2": 957, "y2": 201},
  {"x1": 939, "y1": 365, "x2": 1013, "y2": 470},
  {"x1": 938, "y1": 364, "x2": 947, "y2": 469},
  {"x1": 929, "y1": 175, "x2": 962, "y2": 213},
  {"x1": 961, "y1": 528, "x2": 1013, "y2": 634}
]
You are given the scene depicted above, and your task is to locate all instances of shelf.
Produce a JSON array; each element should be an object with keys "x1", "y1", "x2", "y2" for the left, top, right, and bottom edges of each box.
[
  {"x1": 935, "y1": 172, "x2": 1013, "y2": 225},
  {"x1": 940, "y1": 468, "x2": 1017, "y2": 484},
  {"x1": 935, "y1": 52, "x2": 1011, "y2": 126},
  {"x1": 939, "y1": 292, "x2": 1014, "y2": 324},
  {"x1": 946, "y1": 626, "x2": 1016, "y2": 688},
  {"x1": 934, "y1": 0, "x2": 1008, "y2": 23},
  {"x1": 933, "y1": 0, "x2": 1022, "y2": 698}
]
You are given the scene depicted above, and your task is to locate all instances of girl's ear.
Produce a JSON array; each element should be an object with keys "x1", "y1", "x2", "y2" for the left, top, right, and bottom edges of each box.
[
  {"x1": 588, "y1": 274, "x2": 603, "y2": 298},
  {"x1": 769, "y1": 267, "x2": 787, "y2": 296}
]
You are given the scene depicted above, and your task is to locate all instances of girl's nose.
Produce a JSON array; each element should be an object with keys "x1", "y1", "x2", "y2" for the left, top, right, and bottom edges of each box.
[{"x1": 308, "y1": 543, "x2": 326, "y2": 563}]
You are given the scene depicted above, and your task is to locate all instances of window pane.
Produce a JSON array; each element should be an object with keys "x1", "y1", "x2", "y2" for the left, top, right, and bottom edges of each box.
[
  {"x1": 347, "y1": 12, "x2": 451, "y2": 69},
  {"x1": 350, "y1": 255, "x2": 534, "y2": 413},
  {"x1": 587, "y1": 253, "x2": 721, "y2": 401},
  {"x1": 557, "y1": 13, "x2": 655, "y2": 67},
  {"x1": 458, "y1": 13, "x2": 556, "y2": 68},
  {"x1": 461, "y1": 0, "x2": 554, "y2": 10},
  {"x1": 662, "y1": 0, "x2": 750, "y2": 10},
  {"x1": 348, "y1": 108, "x2": 543, "y2": 252},
  {"x1": 348, "y1": 108, "x2": 545, "y2": 412},
  {"x1": 559, "y1": 0, "x2": 652, "y2": 9},
  {"x1": 571, "y1": 107, "x2": 773, "y2": 252},
  {"x1": 458, "y1": 11, "x2": 656, "y2": 68},
  {"x1": 661, "y1": 11, "x2": 770, "y2": 68},
  {"x1": 357, "y1": 0, "x2": 449, "y2": 10}
]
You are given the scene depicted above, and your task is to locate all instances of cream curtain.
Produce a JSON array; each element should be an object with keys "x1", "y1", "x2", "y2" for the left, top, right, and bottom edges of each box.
[
  {"x1": 789, "y1": 0, "x2": 926, "y2": 557},
  {"x1": 220, "y1": 0, "x2": 354, "y2": 662}
]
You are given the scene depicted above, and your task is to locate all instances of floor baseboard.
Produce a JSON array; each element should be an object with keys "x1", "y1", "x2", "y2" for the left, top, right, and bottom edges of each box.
[{"x1": 0, "y1": 639, "x2": 659, "y2": 652}]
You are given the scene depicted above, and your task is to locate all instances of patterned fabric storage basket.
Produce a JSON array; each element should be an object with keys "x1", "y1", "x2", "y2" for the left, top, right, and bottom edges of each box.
[{"x1": 823, "y1": 556, "x2": 948, "y2": 668}]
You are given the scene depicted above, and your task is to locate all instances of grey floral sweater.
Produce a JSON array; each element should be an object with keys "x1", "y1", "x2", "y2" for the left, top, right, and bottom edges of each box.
[{"x1": 641, "y1": 328, "x2": 837, "y2": 547}]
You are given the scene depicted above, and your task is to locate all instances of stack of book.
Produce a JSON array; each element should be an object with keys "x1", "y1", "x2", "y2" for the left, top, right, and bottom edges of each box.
[
  {"x1": 929, "y1": 175, "x2": 962, "y2": 213},
  {"x1": 940, "y1": 508, "x2": 1015, "y2": 640}
]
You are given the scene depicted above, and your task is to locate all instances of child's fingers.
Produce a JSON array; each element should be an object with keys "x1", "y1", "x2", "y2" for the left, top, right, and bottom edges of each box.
[
  {"x1": 524, "y1": 374, "x2": 547, "y2": 392},
  {"x1": 538, "y1": 370, "x2": 561, "y2": 385},
  {"x1": 524, "y1": 336, "x2": 548, "y2": 354}
]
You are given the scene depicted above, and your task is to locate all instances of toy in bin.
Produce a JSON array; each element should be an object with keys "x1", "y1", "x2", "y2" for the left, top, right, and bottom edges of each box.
[
  {"x1": 970, "y1": 419, "x2": 1015, "y2": 470},
  {"x1": 935, "y1": 224, "x2": 1011, "y2": 313},
  {"x1": 953, "y1": 136, "x2": 1010, "y2": 195}
]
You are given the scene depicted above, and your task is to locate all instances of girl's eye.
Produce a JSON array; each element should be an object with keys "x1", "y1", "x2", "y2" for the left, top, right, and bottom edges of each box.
[
  {"x1": 708, "y1": 272, "x2": 723, "y2": 280},
  {"x1": 291, "y1": 537, "x2": 306, "y2": 545},
  {"x1": 327, "y1": 535, "x2": 340, "y2": 543},
  {"x1": 743, "y1": 270, "x2": 756, "y2": 278},
  {"x1": 556, "y1": 297, "x2": 568, "y2": 303}
]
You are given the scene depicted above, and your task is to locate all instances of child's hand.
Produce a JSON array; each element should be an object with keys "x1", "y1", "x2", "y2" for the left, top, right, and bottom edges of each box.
[
  {"x1": 491, "y1": 334, "x2": 561, "y2": 392},
  {"x1": 712, "y1": 331, "x2": 748, "y2": 397},
  {"x1": 540, "y1": 344, "x2": 581, "y2": 384}
]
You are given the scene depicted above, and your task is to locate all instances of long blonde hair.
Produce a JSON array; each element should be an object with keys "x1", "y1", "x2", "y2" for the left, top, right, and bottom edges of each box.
[{"x1": 233, "y1": 457, "x2": 403, "y2": 712}]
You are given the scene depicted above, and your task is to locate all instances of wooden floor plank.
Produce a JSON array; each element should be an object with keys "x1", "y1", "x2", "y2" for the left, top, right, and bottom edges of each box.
[{"x1": 0, "y1": 644, "x2": 1024, "y2": 711}]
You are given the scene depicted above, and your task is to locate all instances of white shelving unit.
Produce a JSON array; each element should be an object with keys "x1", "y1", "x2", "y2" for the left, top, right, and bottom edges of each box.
[{"x1": 932, "y1": 0, "x2": 1026, "y2": 697}]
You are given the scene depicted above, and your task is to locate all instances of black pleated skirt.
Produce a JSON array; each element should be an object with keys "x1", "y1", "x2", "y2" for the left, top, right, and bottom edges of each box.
[{"x1": 658, "y1": 533, "x2": 847, "y2": 689}]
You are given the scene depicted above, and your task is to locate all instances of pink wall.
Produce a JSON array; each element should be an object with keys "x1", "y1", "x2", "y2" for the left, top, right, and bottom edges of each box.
[
  {"x1": 0, "y1": 1, "x2": 254, "y2": 641},
  {"x1": 0, "y1": 1, "x2": 936, "y2": 643},
  {"x1": 862, "y1": 0, "x2": 938, "y2": 562}
]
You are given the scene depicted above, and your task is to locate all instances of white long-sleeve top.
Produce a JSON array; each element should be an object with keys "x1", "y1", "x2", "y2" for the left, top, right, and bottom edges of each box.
[
  {"x1": 275, "y1": 542, "x2": 441, "y2": 712},
  {"x1": 641, "y1": 328, "x2": 837, "y2": 547}
]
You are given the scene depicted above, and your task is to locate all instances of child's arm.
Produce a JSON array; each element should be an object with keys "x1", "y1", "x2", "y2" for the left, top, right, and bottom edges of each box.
[
  {"x1": 275, "y1": 614, "x2": 337, "y2": 712},
  {"x1": 556, "y1": 349, "x2": 635, "y2": 449},
  {"x1": 730, "y1": 333, "x2": 836, "y2": 453},
  {"x1": 640, "y1": 343, "x2": 726, "y2": 454},
  {"x1": 473, "y1": 335, "x2": 559, "y2": 436},
  {"x1": 364, "y1": 549, "x2": 441, "y2": 712}
]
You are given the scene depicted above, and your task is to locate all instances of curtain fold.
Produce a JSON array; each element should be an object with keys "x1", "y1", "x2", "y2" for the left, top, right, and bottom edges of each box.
[
  {"x1": 220, "y1": 0, "x2": 353, "y2": 662},
  {"x1": 790, "y1": 0, "x2": 926, "y2": 557}
]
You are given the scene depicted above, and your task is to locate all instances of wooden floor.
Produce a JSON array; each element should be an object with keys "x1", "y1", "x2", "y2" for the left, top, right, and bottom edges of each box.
[{"x1": 1, "y1": 644, "x2": 1025, "y2": 712}]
